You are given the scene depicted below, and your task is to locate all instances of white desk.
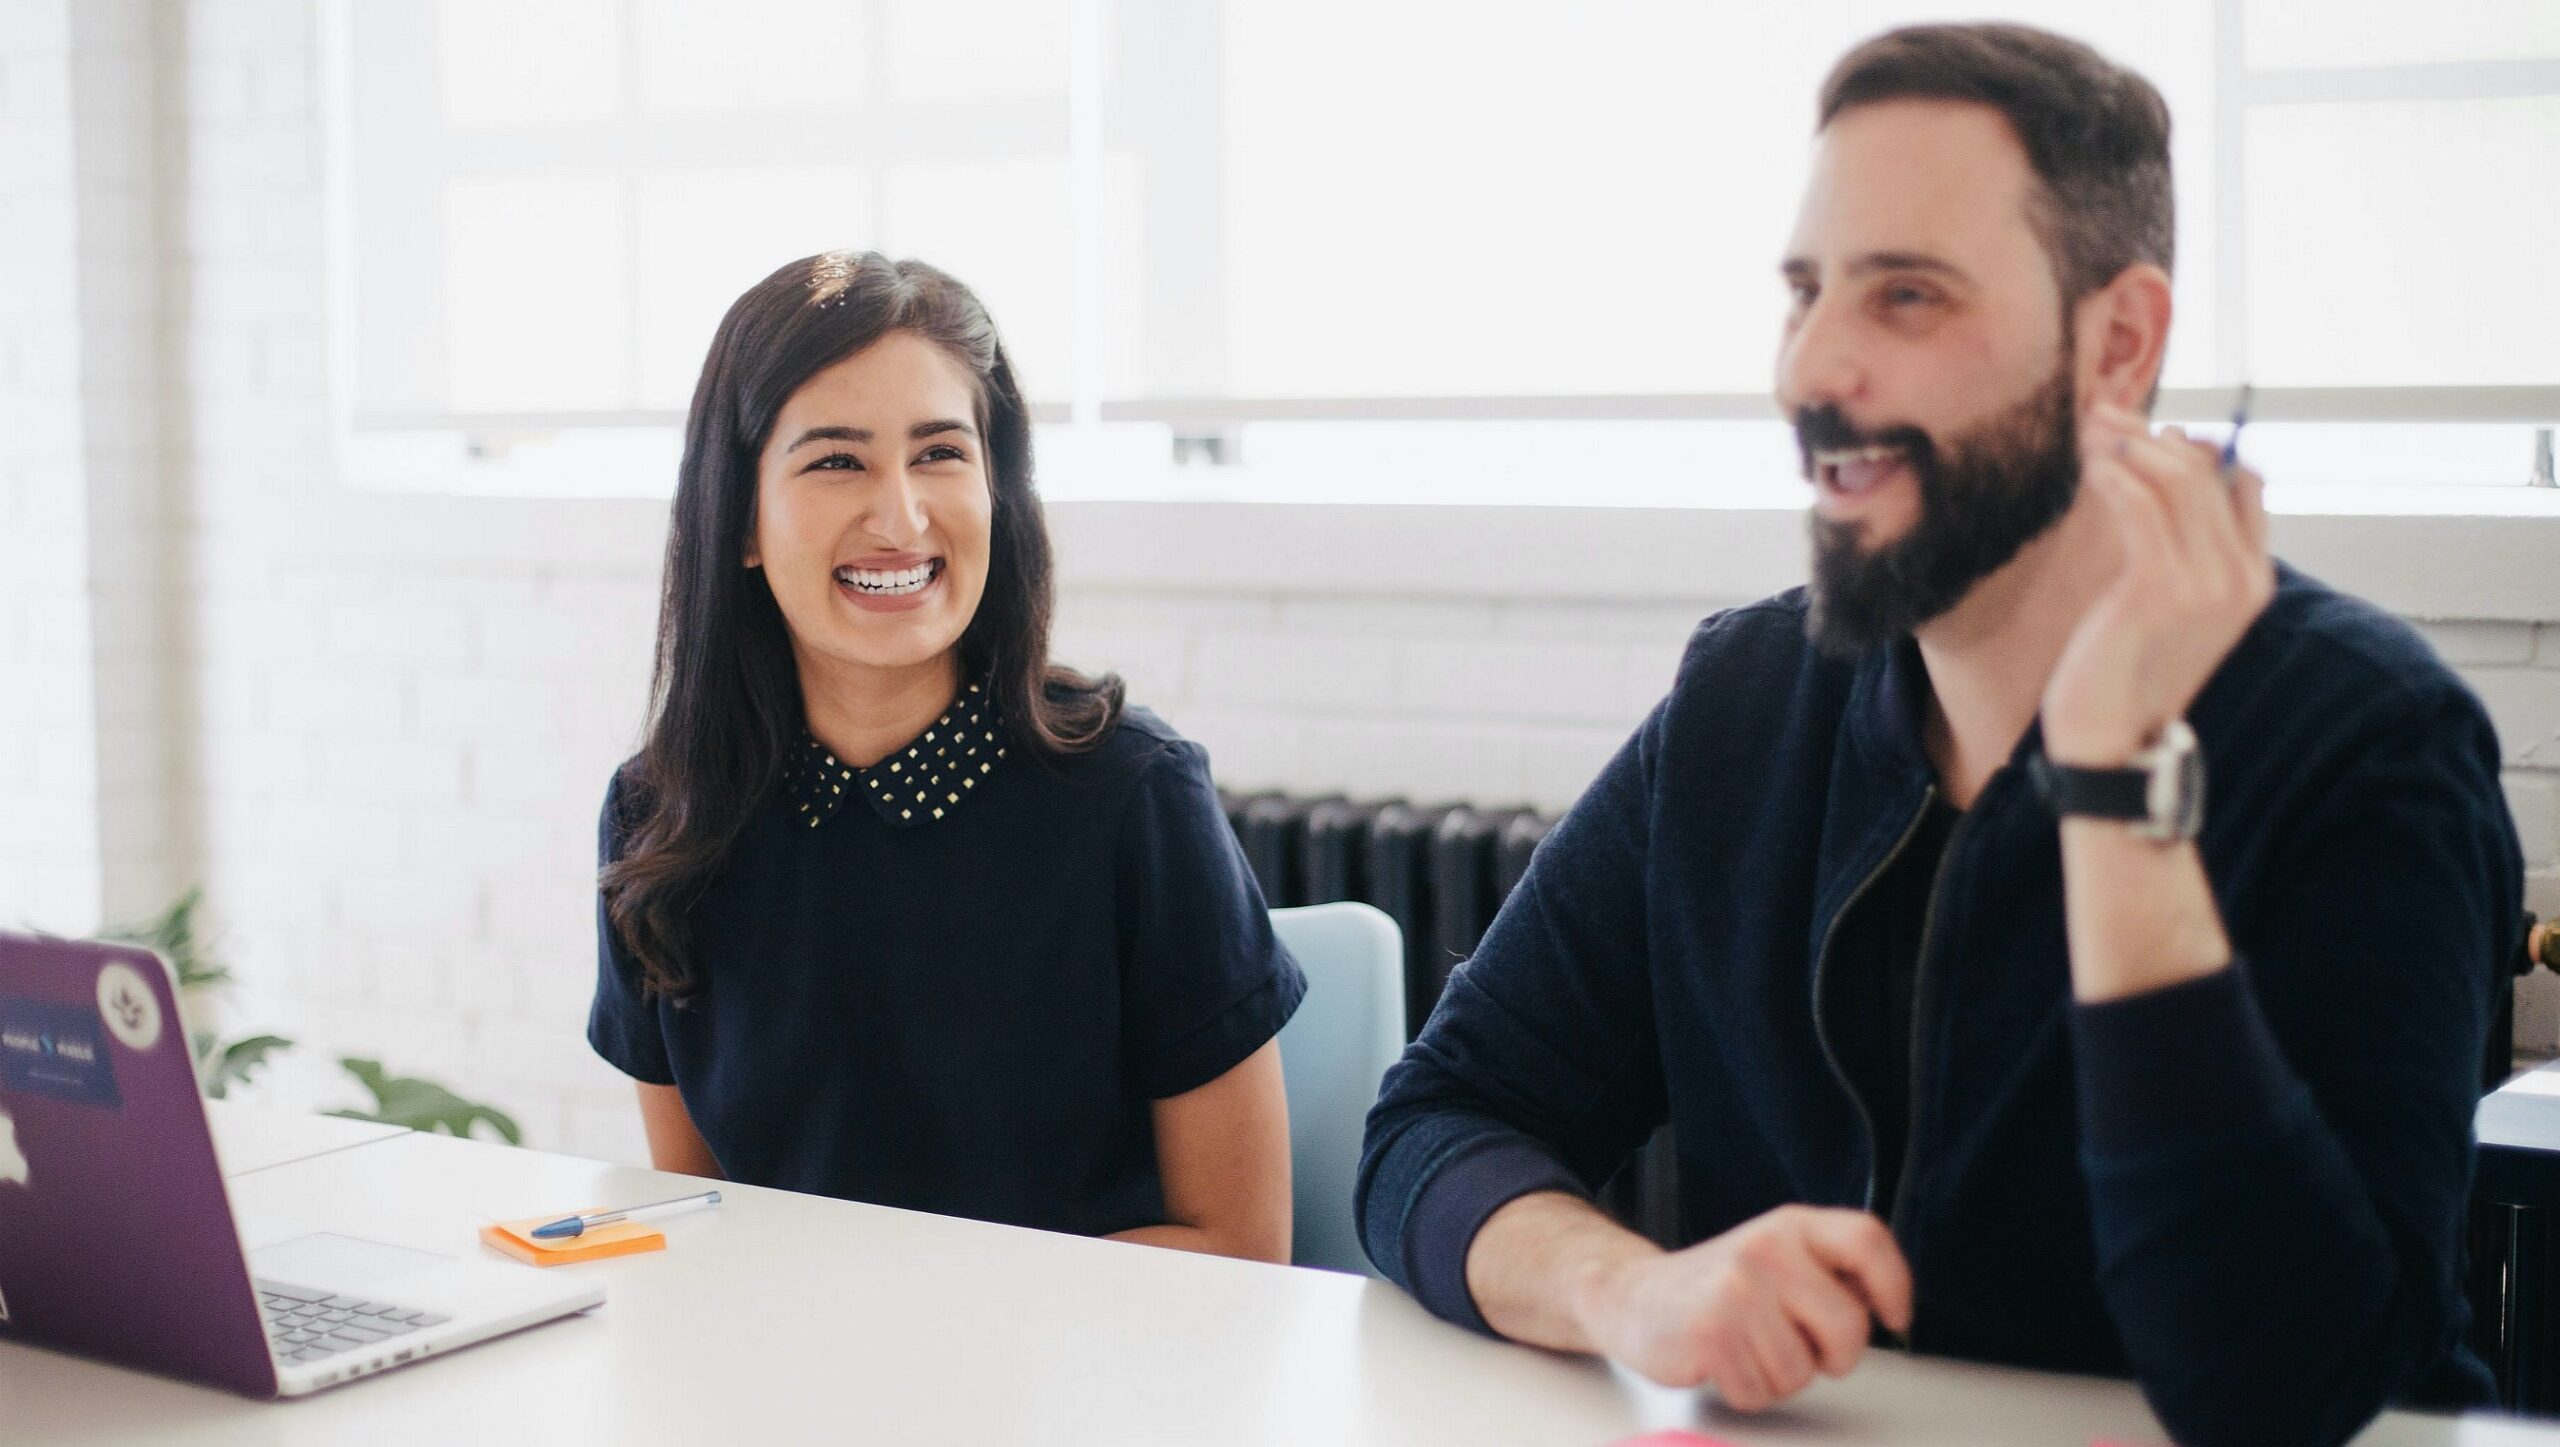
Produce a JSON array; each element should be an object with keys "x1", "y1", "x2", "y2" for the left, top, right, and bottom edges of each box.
[
  {"x1": 205, "y1": 1100, "x2": 408, "y2": 1178},
  {"x1": 10, "y1": 1117, "x2": 2560, "y2": 1446}
]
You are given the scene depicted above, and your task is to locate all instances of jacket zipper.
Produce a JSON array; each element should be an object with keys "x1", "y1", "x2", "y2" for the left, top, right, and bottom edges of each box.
[
  {"x1": 1807, "y1": 784, "x2": 1940, "y2": 1215},
  {"x1": 1887, "y1": 805, "x2": 1974, "y2": 1234},
  {"x1": 1879, "y1": 800, "x2": 1985, "y2": 1352}
]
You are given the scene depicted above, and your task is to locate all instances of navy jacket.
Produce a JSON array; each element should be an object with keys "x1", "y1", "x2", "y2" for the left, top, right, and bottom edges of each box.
[{"x1": 1358, "y1": 566, "x2": 2517, "y2": 1447}]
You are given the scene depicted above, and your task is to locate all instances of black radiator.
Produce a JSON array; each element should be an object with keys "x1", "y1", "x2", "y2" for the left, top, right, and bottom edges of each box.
[
  {"x1": 1222, "y1": 791, "x2": 1551, "y2": 1039},
  {"x1": 1222, "y1": 790, "x2": 1684, "y2": 1247}
]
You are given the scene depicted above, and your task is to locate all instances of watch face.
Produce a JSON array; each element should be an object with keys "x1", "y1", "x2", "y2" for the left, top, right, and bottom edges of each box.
[
  {"x1": 2140, "y1": 719, "x2": 2206, "y2": 842},
  {"x1": 2172, "y1": 736, "x2": 2206, "y2": 840}
]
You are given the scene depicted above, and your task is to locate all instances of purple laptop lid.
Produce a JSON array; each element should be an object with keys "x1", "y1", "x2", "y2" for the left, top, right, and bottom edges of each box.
[{"x1": 0, "y1": 930, "x2": 278, "y2": 1398}]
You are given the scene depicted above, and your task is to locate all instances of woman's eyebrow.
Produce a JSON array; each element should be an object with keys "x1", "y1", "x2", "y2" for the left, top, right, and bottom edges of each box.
[
  {"x1": 785, "y1": 424, "x2": 871, "y2": 452},
  {"x1": 911, "y1": 419, "x2": 978, "y2": 441}
]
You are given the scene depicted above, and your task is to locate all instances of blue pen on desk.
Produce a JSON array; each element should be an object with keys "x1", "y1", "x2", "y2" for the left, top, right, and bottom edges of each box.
[
  {"x1": 2218, "y1": 382, "x2": 2254, "y2": 479},
  {"x1": 529, "y1": 1188, "x2": 722, "y2": 1240}
]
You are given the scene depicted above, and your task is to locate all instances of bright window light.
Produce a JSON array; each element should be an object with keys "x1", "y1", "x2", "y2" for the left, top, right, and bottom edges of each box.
[
  {"x1": 334, "y1": 0, "x2": 2560, "y2": 502},
  {"x1": 2245, "y1": 96, "x2": 2560, "y2": 386}
]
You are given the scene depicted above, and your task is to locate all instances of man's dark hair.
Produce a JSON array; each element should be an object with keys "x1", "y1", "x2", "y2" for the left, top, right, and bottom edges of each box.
[{"x1": 1818, "y1": 23, "x2": 2174, "y2": 305}]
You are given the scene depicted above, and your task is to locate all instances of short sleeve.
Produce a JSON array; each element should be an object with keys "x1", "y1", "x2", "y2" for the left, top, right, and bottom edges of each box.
[
  {"x1": 1114, "y1": 740, "x2": 1306, "y2": 1099},
  {"x1": 587, "y1": 774, "x2": 676, "y2": 1085}
]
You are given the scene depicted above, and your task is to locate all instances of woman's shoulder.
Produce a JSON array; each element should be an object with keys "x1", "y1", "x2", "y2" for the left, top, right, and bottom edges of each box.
[
  {"x1": 1104, "y1": 702, "x2": 1187, "y2": 755},
  {"x1": 597, "y1": 756, "x2": 644, "y2": 856},
  {"x1": 1032, "y1": 701, "x2": 1211, "y2": 798}
]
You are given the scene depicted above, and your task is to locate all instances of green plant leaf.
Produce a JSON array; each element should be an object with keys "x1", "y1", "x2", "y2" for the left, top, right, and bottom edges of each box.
[
  {"x1": 203, "y1": 1034, "x2": 293, "y2": 1101},
  {"x1": 99, "y1": 886, "x2": 231, "y2": 992},
  {"x1": 333, "y1": 1057, "x2": 522, "y2": 1145}
]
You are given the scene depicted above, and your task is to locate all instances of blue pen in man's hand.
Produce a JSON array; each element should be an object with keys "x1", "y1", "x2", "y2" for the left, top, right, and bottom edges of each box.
[
  {"x1": 529, "y1": 1188, "x2": 722, "y2": 1240},
  {"x1": 2218, "y1": 383, "x2": 2254, "y2": 479}
]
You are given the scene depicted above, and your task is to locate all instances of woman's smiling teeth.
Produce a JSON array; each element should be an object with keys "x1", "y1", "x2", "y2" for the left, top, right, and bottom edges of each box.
[{"x1": 836, "y1": 560, "x2": 942, "y2": 595}]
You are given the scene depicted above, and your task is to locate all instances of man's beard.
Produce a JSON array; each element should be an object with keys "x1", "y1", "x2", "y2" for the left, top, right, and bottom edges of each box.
[{"x1": 1798, "y1": 363, "x2": 2081, "y2": 659}]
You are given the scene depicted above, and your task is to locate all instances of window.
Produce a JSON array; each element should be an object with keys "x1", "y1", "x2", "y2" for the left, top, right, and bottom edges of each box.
[
  {"x1": 333, "y1": 0, "x2": 2560, "y2": 501},
  {"x1": 343, "y1": 0, "x2": 1072, "y2": 422}
]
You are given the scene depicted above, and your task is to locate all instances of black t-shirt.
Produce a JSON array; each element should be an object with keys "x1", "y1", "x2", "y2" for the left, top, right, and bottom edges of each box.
[
  {"x1": 1825, "y1": 795, "x2": 1960, "y2": 1221},
  {"x1": 588, "y1": 695, "x2": 1304, "y2": 1239}
]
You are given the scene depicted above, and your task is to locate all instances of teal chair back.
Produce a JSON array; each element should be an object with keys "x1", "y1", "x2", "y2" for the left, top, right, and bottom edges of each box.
[{"x1": 1270, "y1": 902, "x2": 1407, "y2": 1276}]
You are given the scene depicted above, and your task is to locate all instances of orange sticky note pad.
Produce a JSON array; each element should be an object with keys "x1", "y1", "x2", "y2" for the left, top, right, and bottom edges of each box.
[{"x1": 478, "y1": 1208, "x2": 665, "y2": 1266}]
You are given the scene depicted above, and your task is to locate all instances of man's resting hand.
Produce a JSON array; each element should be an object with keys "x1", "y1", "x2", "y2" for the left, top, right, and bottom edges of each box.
[{"x1": 1565, "y1": 1204, "x2": 1914, "y2": 1411}]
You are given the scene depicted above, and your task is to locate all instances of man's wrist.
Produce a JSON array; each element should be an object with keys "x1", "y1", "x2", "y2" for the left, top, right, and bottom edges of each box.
[
  {"x1": 2041, "y1": 720, "x2": 2156, "y2": 769},
  {"x1": 2037, "y1": 717, "x2": 2206, "y2": 846},
  {"x1": 1467, "y1": 1189, "x2": 1662, "y2": 1353},
  {"x1": 1559, "y1": 1230, "x2": 1667, "y2": 1352},
  {"x1": 1564, "y1": 1247, "x2": 1636, "y2": 1350}
]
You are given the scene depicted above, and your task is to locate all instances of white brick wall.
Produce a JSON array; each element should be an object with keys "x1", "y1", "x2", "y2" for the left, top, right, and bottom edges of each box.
[
  {"x1": 0, "y1": 0, "x2": 175, "y2": 935},
  {"x1": 18, "y1": 0, "x2": 2560, "y2": 1173},
  {"x1": 73, "y1": 0, "x2": 192, "y2": 927}
]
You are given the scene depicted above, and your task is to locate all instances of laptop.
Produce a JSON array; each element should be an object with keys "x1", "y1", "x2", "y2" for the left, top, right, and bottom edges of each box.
[{"x1": 0, "y1": 930, "x2": 603, "y2": 1397}]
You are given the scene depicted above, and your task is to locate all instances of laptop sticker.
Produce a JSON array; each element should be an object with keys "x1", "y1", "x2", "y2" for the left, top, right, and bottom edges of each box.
[
  {"x1": 0, "y1": 996, "x2": 122, "y2": 1109},
  {"x1": 96, "y1": 961, "x2": 163, "y2": 1052}
]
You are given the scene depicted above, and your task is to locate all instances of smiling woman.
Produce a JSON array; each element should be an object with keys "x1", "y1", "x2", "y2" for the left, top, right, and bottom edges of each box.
[
  {"x1": 588, "y1": 253, "x2": 1305, "y2": 1265},
  {"x1": 746, "y1": 331, "x2": 1006, "y2": 755},
  {"x1": 608, "y1": 254, "x2": 1114, "y2": 987}
]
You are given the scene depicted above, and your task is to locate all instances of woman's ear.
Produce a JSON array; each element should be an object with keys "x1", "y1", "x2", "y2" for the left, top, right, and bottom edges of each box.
[{"x1": 2074, "y1": 262, "x2": 2173, "y2": 413}]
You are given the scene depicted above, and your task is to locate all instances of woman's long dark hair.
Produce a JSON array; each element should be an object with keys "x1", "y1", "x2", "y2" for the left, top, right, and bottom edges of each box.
[{"x1": 603, "y1": 252, "x2": 1122, "y2": 1000}]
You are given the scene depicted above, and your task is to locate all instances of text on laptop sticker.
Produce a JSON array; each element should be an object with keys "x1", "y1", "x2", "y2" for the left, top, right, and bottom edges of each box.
[{"x1": 0, "y1": 996, "x2": 122, "y2": 1109}]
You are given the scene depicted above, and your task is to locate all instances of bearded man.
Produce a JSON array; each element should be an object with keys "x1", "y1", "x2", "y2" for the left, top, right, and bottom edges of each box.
[{"x1": 1356, "y1": 24, "x2": 2518, "y2": 1447}]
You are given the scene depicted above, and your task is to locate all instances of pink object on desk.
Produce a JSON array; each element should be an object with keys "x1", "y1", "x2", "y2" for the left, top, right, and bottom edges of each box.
[{"x1": 1605, "y1": 1434, "x2": 1744, "y2": 1447}]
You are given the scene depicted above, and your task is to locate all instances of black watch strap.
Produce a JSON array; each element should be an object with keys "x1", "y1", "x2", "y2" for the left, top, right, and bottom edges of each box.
[{"x1": 2028, "y1": 753, "x2": 2151, "y2": 820}]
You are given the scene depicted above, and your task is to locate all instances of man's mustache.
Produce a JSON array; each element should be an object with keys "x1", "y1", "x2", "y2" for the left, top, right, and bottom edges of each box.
[{"x1": 1792, "y1": 405, "x2": 1937, "y2": 477}]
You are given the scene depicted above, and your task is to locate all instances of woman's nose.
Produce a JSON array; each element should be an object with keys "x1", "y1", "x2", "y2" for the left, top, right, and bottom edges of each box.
[{"x1": 864, "y1": 467, "x2": 930, "y2": 544}]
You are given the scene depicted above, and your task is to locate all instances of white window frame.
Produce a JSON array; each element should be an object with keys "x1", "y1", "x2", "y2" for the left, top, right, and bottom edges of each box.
[{"x1": 323, "y1": 0, "x2": 2560, "y2": 494}]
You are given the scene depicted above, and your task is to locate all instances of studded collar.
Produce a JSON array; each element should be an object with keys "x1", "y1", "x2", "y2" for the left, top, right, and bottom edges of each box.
[{"x1": 786, "y1": 681, "x2": 1007, "y2": 831}]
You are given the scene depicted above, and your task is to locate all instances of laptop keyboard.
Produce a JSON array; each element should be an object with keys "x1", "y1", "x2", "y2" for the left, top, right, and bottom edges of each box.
[{"x1": 257, "y1": 1278, "x2": 451, "y2": 1366}]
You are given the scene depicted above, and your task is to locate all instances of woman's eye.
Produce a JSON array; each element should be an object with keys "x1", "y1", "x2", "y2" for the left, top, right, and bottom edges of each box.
[
  {"x1": 1883, "y1": 285, "x2": 1935, "y2": 308},
  {"x1": 917, "y1": 443, "x2": 967, "y2": 464},
  {"x1": 810, "y1": 452, "x2": 862, "y2": 472}
]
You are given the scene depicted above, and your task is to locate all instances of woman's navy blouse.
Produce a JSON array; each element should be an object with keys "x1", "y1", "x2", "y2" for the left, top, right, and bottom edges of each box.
[{"x1": 589, "y1": 694, "x2": 1304, "y2": 1239}]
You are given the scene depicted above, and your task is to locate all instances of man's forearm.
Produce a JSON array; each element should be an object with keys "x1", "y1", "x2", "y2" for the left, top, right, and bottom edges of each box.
[
  {"x1": 2058, "y1": 817, "x2": 2415, "y2": 1446},
  {"x1": 1465, "y1": 1189, "x2": 1664, "y2": 1350},
  {"x1": 2058, "y1": 821, "x2": 2231, "y2": 1002},
  {"x1": 2069, "y1": 964, "x2": 2409, "y2": 1447}
]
